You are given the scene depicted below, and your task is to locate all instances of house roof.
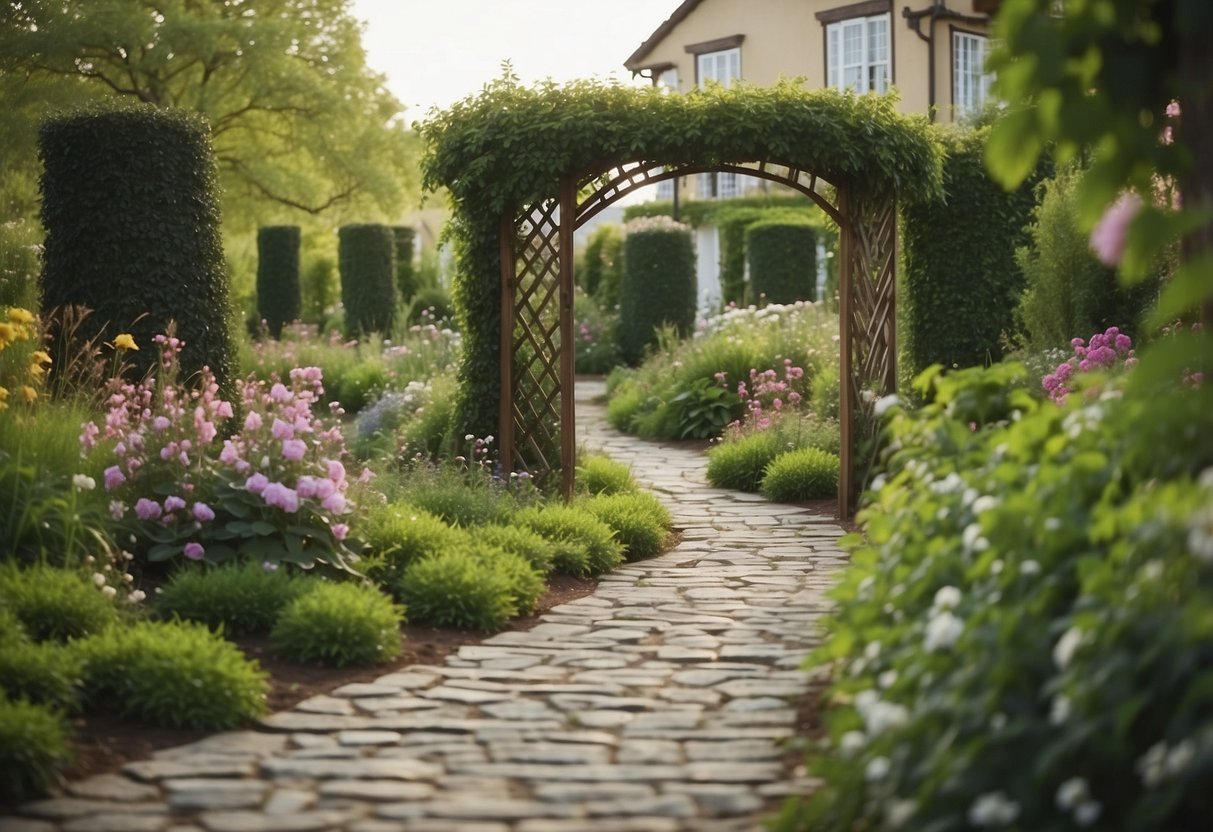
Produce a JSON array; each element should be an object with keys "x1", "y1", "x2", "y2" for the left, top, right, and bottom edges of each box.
[{"x1": 624, "y1": 0, "x2": 705, "y2": 73}]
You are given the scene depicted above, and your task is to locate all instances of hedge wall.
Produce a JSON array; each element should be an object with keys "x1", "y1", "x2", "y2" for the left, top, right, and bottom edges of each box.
[
  {"x1": 580, "y1": 224, "x2": 623, "y2": 306},
  {"x1": 618, "y1": 218, "x2": 696, "y2": 365},
  {"x1": 391, "y1": 225, "x2": 418, "y2": 302},
  {"x1": 256, "y1": 226, "x2": 301, "y2": 338},
  {"x1": 38, "y1": 106, "x2": 235, "y2": 390},
  {"x1": 745, "y1": 219, "x2": 817, "y2": 304},
  {"x1": 901, "y1": 126, "x2": 1045, "y2": 373},
  {"x1": 338, "y1": 224, "x2": 396, "y2": 337}
]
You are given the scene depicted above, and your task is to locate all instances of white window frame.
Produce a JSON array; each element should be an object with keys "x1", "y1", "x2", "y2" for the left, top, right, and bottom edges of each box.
[
  {"x1": 826, "y1": 13, "x2": 890, "y2": 94},
  {"x1": 697, "y1": 48, "x2": 741, "y2": 198},
  {"x1": 952, "y1": 30, "x2": 992, "y2": 117}
]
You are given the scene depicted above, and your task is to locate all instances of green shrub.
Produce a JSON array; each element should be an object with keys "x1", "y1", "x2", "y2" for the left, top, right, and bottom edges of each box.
[
  {"x1": 0, "y1": 697, "x2": 72, "y2": 805},
  {"x1": 514, "y1": 504, "x2": 623, "y2": 577},
  {"x1": 403, "y1": 469, "x2": 511, "y2": 527},
  {"x1": 605, "y1": 380, "x2": 646, "y2": 432},
  {"x1": 578, "y1": 453, "x2": 636, "y2": 495},
  {"x1": 338, "y1": 223, "x2": 396, "y2": 337},
  {"x1": 618, "y1": 217, "x2": 696, "y2": 365},
  {"x1": 396, "y1": 549, "x2": 516, "y2": 631},
  {"x1": 407, "y1": 285, "x2": 453, "y2": 326},
  {"x1": 746, "y1": 220, "x2": 817, "y2": 304},
  {"x1": 760, "y1": 448, "x2": 840, "y2": 501},
  {"x1": 153, "y1": 561, "x2": 309, "y2": 636},
  {"x1": 901, "y1": 125, "x2": 1046, "y2": 374},
  {"x1": 300, "y1": 254, "x2": 337, "y2": 324},
  {"x1": 810, "y1": 363, "x2": 840, "y2": 422},
  {"x1": 331, "y1": 358, "x2": 389, "y2": 413},
  {"x1": 580, "y1": 492, "x2": 671, "y2": 561},
  {"x1": 38, "y1": 106, "x2": 235, "y2": 393},
  {"x1": 580, "y1": 223, "x2": 624, "y2": 305},
  {"x1": 0, "y1": 564, "x2": 116, "y2": 642},
  {"x1": 0, "y1": 640, "x2": 83, "y2": 712},
  {"x1": 255, "y1": 226, "x2": 302, "y2": 339},
  {"x1": 398, "y1": 371, "x2": 458, "y2": 459},
  {"x1": 706, "y1": 430, "x2": 783, "y2": 492},
  {"x1": 391, "y1": 225, "x2": 418, "y2": 301},
  {"x1": 271, "y1": 581, "x2": 403, "y2": 667},
  {"x1": 361, "y1": 503, "x2": 465, "y2": 586},
  {"x1": 76, "y1": 620, "x2": 267, "y2": 730},
  {"x1": 0, "y1": 217, "x2": 41, "y2": 310},
  {"x1": 469, "y1": 524, "x2": 558, "y2": 574},
  {"x1": 482, "y1": 545, "x2": 547, "y2": 617},
  {"x1": 665, "y1": 376, "x2": 742, "y2": 439},
  {"x1": 574, "y1": 288, "x2": 621, "y2": 374}
]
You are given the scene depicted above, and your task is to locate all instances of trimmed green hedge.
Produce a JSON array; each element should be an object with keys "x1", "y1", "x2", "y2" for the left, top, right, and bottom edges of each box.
[
  {"x1": 39, "y1": 106, "x2": 235, "y2": 392},
  {"x1": 391, "y1": 225, "x2": 418, "y2": 302},
  {"x1": 901, "y1": 126, "x2": 1045, "y2": 373},
  {"x1": 580, "y1": 224, "x2": 623, "y2": 306},
  {"x1": 618, "y1": 218, "x2": 696, "y2": 364},
  {"x1": 746, "y1": 220, "x2": 817, "y2": 304},
  {"x1": 338, "y1": 223, "x2": 397, "y2": 337},
  {"x1": 256, "y1": 226, "x2": 302, "y2": 338}
]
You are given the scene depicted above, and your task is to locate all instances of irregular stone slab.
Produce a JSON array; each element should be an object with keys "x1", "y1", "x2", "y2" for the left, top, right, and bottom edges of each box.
[
  {"x1": 585, "y1": 793, "x2": 697, "y2": 819},
  {"x1": 197, "y1": 811, "x2": 354, "y2": 832},
  {"x1": 715, "y1": 678, "x2": 806, "y2": 698},
  {"x1": 336, "y1": 730, "x2": 403, "y2": 746},
  {"x1": 260, "y1": 757, "x2": 441, "y2": 780},
  {"x1": 567, "y1": 710, "x2": 635, "y2": 729},
  {"x1": 262, "y1": 789, "x2": 316, "y2": 815},
  {"x1": 317, "y1": 780, "x2": 436, "y2": 802},
  {"x1": 684, "y1": 739, "x2": 783, "y2": 762},
  {"x1": 164, "y1": 779, "x2": 268, "y2": 811},
  {"x1": 67, "y1": 773, "x2": 160, "y2": 802},
  {"x1": 62, "y1": 814, "x2": 169, "y2": 832},
  {"x1": 371, "y1": 671, "x2": 440, "y2": 689},
  {"x1": 663, "y1": 782, "x2": 765, "y2": 816},
  {"x1": 616, "y1": 739, "x2": 683, "y2": 765},
  {"x1": 351, "y1": 695, "x2": 443, "y2": 713},
  {"x1": 153, "y1": 732, "x2": 289, "y2": 760},
  {"x1": 331, "y1": 682, "x2": 402, "y2": 698},
  {"x1": 376, "y1": 797, "x2": 579, "y2": 821},
  {"x1": 258, "y1": 712, "x2": 375, "y2": 733},
  {"x1": 489, "y1": 742, "x2": 611, "y2": 765},
  {"x1": 532, "y1": 782, "x2": 656, "y2": 803},
  {"x1": 419, "y1": 685, "x2": 513, "y2": 705},
  {"x1": 294, "y1": 695, "x2": 354, "y2": 715},
  {"x1": 516, "y1": 818, "x2": 679, "y2": 832},
  {"x1": 21, "y1": 799, "x2": 168, "y2": 819}
]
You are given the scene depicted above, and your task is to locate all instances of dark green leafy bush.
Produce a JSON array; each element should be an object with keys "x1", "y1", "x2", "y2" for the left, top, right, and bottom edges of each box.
[
  {"x1": 578, "y1": 453, "x2": 636, "y2": 496},
  {"x1": 618, "y1": 218, "x2": 696, "y2": 365},
  {"x1": 331, "y1": 359, "x2": 389, "y2": 413},
  {"x1": 39, "y1": 106, "x2": 235, "y2": 392},
  {"x1": 0, "y1": 564, "x2": 116, "y2": 642},
  {"x1": 338, "y1": 223, "x2": 396, "y2": 337},
  {"x1": 396, "y1": 548, "x2": 516, "y2": 631},
  {"x1": 469, "y1": 524, "x2": 558, "y2": 575},
  {"x1": 706, "y1": 431, "x2": 783, "y2": 492},
  {"x1": 256, "y1": 226, "x2": 302, "y2": 339},
  {"x1": 76, "y1": 620, "x2": 267, "y2": 730},
  {"x1": 746, "y1": 220, "x2": 817, "y2": 304},
  {"x1": 0, "y1": 696, "x2": 72, "y2": 805},
  {"x1": 271, "y1": 581, "x2": 403, "y2": 667},
  {"x1": 580, "y1": 492, "x2": 671, "y2": 561},
  {"x1": 153, "y1": 561, "x2": 309, "y2": 636},
  {"x1": 391, "y1": 225, "x2": 418, "y2": 301},
  {"x1": 0, "y1": 640, "x2": 82, "y2": 712},
  {"x1": 406, "y1": 285, "x2": 453, "y2": 326},
  {"x1": 513, "y1": 504, "x2": 623, "y2": 577},
  {"x1": 760, "y1": 448, "x2": 840, "y2": 501},
  {"x1": 301, "y1": 254, "x2": 337, "y2": 324},
  {"x1": 666, "y1": 377, "x2": 742, "y2": 439}
]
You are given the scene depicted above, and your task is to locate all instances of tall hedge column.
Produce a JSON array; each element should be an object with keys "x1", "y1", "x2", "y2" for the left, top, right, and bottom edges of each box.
[
  {"x1": 391, "y1": 225, "x2": 417, "y2": 302},
  {"x1": 39, "y1": 106, "x2": 235, "y2": 390},
  {"x1": 618, "y1": 217, "x2": 696, "y2": 365},
  {"x1": 746, "y1": 219, "x2": 818, "y2": 304},
  {"x1": 256, "y1": 226, "x2": 302, "y2": 338},
  {"x1": 338, "y1": 224, "x2": 397, "y2": 337}
]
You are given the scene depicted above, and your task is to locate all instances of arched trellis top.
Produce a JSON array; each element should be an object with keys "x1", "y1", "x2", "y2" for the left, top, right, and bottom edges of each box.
[{"x1": 420, "y1": 77, "x2": 945, "y2": 515}]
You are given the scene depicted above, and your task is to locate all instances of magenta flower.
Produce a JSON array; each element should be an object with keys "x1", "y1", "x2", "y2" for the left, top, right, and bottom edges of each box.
[
  {"x1": 135, "y1": 498, "x2": 162, "y2": 520},
  {"x1": 183, "y1": 542, "x2": 205, "y2": 560},
  {"x1": 282, "y1": 438, "x2": 307, "y2": 461},
  {"x1": 1089, "y1": 192, "x2": 1143, "y2": 267},
  {"x1": 262, "y1": 482, "x2": 300, "y2": 513},
  {"x1": 103, "y1": 465, "x2": 126, "y2": 490},
  {"x1": 245, "y1": 472, "x2": 269, "y2": 494},
  {"x1": 192, "y1": 502, "x2": 215, "y2": 522}
]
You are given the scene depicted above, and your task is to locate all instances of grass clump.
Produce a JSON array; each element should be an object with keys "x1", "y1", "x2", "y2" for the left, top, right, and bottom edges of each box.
[
  {"x1": 0, "y1": 564, "x2": 117, "y2": 642},
  {"x1": 271, "y1": 581, "x2": 404, "y2": 667},
  {"x1": 396, "y1": 548, "x2": 516, "y2": 631},
  {"x1": 580, "y1": 492, "x2": 671, "y2": 561},
  {"x1": 706, "y1": 431, "x2": 782, "y2": 492},
  {"x1": 514, "y1": 504, "x2": 623, "y2": 577},
  {"x1": 760, "y1": 448, "x2": 840, "y2": 502},
  {"x1": 578, "y1": 453, "x2": 636, "y2": 495},
  {"x1": 402, "y1": 468, "x2": 511, "y2": 527},
  {"x1": 153, "y1": 561, "x2": 309, "y2": 636},
  {"x1": 0, "y1": 697, "x2": 72, "y2": 805},
  {"x1": 469, "y1": 524, "x2": 558, "y2": 575},
  {"x1": 75, "y1": 620, "x2": 268, "y2": 730},
  {"x1": 0, "y1": 640, "x2": 83, "y2": 713}
]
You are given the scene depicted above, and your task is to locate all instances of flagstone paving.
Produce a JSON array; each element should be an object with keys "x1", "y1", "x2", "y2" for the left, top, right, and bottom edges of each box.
[{"x1": 5, "y1": 380, "x2": 849, "y2": 832}]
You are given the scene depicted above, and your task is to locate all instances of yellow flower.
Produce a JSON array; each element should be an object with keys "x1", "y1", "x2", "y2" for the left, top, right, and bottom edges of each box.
[
  {"x1": 18, "y1": 385, "x2": 37, "y2": 403},
  {"x1": 32, "y1": 350, "x2": 51, "y2": 365},
  {"x1": 0, "y1": 322, "x2": 14, "y2": 348},
  {"x1": 27, "y1": 362, "x2": 45, "y2": 379},
  {"x1": 7, "y1": 308, "x2": 34, "y2": 325},
  {"x1": 0, "y1": 386, "x2": 8, "y2": 408},
  {"x1": 112, "y1": 333, "x2": 139, "y2": 351}
]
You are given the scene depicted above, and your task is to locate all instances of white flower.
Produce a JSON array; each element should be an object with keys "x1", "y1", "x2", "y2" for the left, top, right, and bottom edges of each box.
[
  {"x1": 1186, "y1": 504, "x2": 1213, "y2": 564},
  {"x1": 1200, "y1": 467, "x2": 1213, "y2": 489},
  {"x1": 1074, "y1": 800, "x2": 1102, "y2": 826},
  {"x1": 972, "y1": 495, "x2": 998, "y2": 515},
  {"x1": 72, "y1": 474, "x2": 96, "y2": 491},
  {"x1": 1165, "y1": 739, "x2": 1195, "y2": 777},
  {"x1": 990, "y1": 559, "x2": 1004, "y2": 576},
  {"x1": 1137, "y1": 742, "x2": 1167, "y2": 788},
  {"x1": 100, "y1": 585, "x2": 116, "y2": 599},
  {"x1": 1055, "y1": 777, "x2": 1089, "y2": 811},
  {"x1": 990, "y1": 712, "x2": 1007, "y2": 731},
  {"x1": 92, "y1": 572, "x2": 106, "y2": 587},
  {"x1": 865, "y1": 756, "x2": 890, "y2": 782},
  {"x1": 1141, "y1": 560, "x2": 1164, "y2": 581},
  {"x1": 854, "y1": 690, "x2": 909, "y2": 736},
  {"x1": 873, "y1": 394, "x2": 900, "y2": 418},
  {"x1": 885, "y1": 799, "x2": 916, "y2": 829},
  {"x1": 962, "y1": 523, "x2": 989, "y2": 552},
  {"x1": 1053, "y1": 626, "x2": 1087, "y2": 670},
  {"x1": 1021, "y1": 559, "x2": 1041, "y2": 576},
  {"x1": 878, "y1": 669, "x2": 898, "y2": 690},
  {"x1": 864, "y1": 641, "x2": 882, "y2": 661},
  {"x1": 1050, "y1": 695, "x2": 1072, "y2": 726},
  {"x1": 924, "y1": 611, "x2": 964, "y2": 652},
  {"x1": 127, "y1": 590, "x2": 147, "y2": 604},
  {"x1": 967, "y1": 791, "x2": 1020, "y2": 827},
  {"x1": 932, "y1": 586, "x2": 961, "y2": 611},
  {"x1": 1044, "y1": 517, "x2": 1062, "y2": 532},
  {"x1": 839, "y1": 730, "x2": 866, "y2": 756}
]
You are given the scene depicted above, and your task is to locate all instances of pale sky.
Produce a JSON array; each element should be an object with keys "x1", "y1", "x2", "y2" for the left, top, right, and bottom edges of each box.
[{"x1": 350, "y1": 0, "x2": 675, "y2": 125}]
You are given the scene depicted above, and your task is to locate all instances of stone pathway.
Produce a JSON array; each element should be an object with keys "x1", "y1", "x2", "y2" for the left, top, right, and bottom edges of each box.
[{"x1": 5, "y1": 381, "x2": 849, "y2": 832}]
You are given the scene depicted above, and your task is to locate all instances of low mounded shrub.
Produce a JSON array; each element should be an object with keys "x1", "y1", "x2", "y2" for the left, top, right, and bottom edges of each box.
[
  {"x1": 0, "y1": 697, "x2": 72, "y2": 805},
  {"x1": 331, "y1": 359, "x2": 389, "y2": 413},
  {"x1": 0, "y1": 564, "x2": 116, "y2": 642},
  {"x1": 360, "y1": 503, "x2": 465, "y2": 587},
  {"x1": 396, "y1": 549, "x2": 517, "y2": 632},
  {"x1": 578, "y1": 454, "x2": 637, "y2": 495},
  {"x1": 706, "y1": 431, "x2": 783, "y2": 492},
  {"x1": 271, "y1": 581, "x2": 403, "y2": 667},
  {"x1": 760, "y1": 448, "x2": 840, "y2": 502},
  {"x1": 0, "y1": 640, "x2": 83, "y2": 713},
  {"x1": 484, "y1": 545, "x2": 547, "y2": 617},
  {"x1": 75, "y1": 620, "x2": 267, "y2": 730},
  {"x1": 403, "y1": 471, "x2": 511, "y2": 527},
  {"x1": 469, "y1": 524, "x2": 558, "y2": 575},
  {"x1": 514, "y1": 504, "x2": 623, "y2": 577},
  {"x1": 153, "y1": 561, "x2": 309, "y2": 636},
  {"x1": 581, "y1": 492, "x2": 671, "y2": 561}
]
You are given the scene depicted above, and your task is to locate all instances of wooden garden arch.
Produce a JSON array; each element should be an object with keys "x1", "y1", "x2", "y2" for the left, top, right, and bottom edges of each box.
[{"x1": 498, "y1": 159, "x2": 898, "y2": 518}]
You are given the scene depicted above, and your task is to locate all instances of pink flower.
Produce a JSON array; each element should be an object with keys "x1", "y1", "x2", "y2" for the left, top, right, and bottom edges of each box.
[
  {"x1": 243, "y1": 411, "x2": 262, "y2": 431},
  {"x1": 163, "y1": 495, "x2": 186, "y2": 513},
  {"x1": 281, "y1": 438, "x2": 307, "y2": 461},
  {"x1": 296, "y1": 476, "x2": 319, "y2": 499},
  {"x1": 245, "y1": 472, "x2": 269, "y2": 494},
  {"x1": 183, "y1": 542, "x2": 205, "y2": 560},
  {"x1": 1089, "y1": 192, "x2": 1143, "y2": 267},
  {"x1": 321, "y1": 492, "x2": 347, "y2": 514},
  {"x1": 332, "y1": 523, "x2": 349, "y2": 541},
  {"x1": 219, "y1": 440, "x2": 241, "y2": 465},
  {"x1": 192, "y1": 502, "x2": 215, "y2": 522},
  {"x1": 215, "y1": 401, "x2": 234, "y2": 420},
  {"x1": 313, "y1": 477, "x2": 337, "y2": 500},
  {"x1": 152, "y1": 416, "x2": 170, "y2": 431},
  {"x1": 271, "y1": 418, "x2": 294, "y2": 440},
  {"x1": 197, "y1": 420, "x2": 217, "y2": 444},
  {"x1": 326, "y1": 459, "x2": 346, "y2": 483},
  {"x1": 270, "y1": 382, "x2": 291, "y2": 402},
  {"x1": 103, "y1": 465, "x2": 126, "y2": 490},
  {"x1": 135, "y1": 498, "x2": 162, "y2": 520},
  {"x1": 262, "y1": 482, "x2": 300, "y2": 513}
]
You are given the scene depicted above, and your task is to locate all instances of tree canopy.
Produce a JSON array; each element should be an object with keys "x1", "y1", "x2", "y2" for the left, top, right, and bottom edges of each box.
[{"x1": 1, "y1": 0, "x2": 419, "y2": 225}]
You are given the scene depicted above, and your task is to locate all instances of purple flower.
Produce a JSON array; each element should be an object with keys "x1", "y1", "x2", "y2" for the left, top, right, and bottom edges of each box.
[
  {"x1": 332, "y1": 523, "x2": 349, "y2": 541},
  {"x1": 271, "y1": 418, "x2": 294, "y2": 440},
  {"x1": 270, "y1": 382, "x2": 291, "y2": 402},
  {"x1": 296, "y1": 476, "x2": 319, "y2": 499},
  {"x1": 281, "y1": 438, "x2": 307, "y2": 461},
  {"x1": 183, "y1": 542, "x2": 205, "y2": 560},
  {"x1": 243, "y1": 411, "x2": 263, "y2": 431},
  {"x1": 152, "y1": 416, "x2": 170, "y2": 431},
  {"x1": 163, "y1": 495, "x2": 187, "y2": 513},
  {"x1": 134, "y1": 498, "x2": 162, "y2": 520},
  {"x1": 103, "y1": 465, "x2": 126, "y2": 490},
  {"x1": 245, "y1": 472, "x2": 269, "y2": 494},
  {"x1": 192, "y1": 502, "x2": 215, "y2": 522},
  {"x1": 321, "y1": 492, "x2": 347, "y2": 514},
  {"x1": 262, "y1": 482, "x2": 300, "y2": 513},
  {"x1": 220, "y1": 440, "x2": 241, "y2": 465}
]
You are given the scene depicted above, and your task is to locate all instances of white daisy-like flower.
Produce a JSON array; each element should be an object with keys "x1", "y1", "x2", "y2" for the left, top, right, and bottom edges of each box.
[
  {"x1": 1055, "y1": 777, "x2": 1089, "y2": 811},
  {"x1": 838, "y1": 730, "x2": 866, "y2": 756},
  {"x1": 967, "y1": 791, "x2": 1020, "y2": 827},
  {"x1": 865, "y1": 756, "x2": 891, "y2": 782},
  {"x1": 932, "y1": 586, "x2": 962, "y2": 611},
  {"x1": 924, "y1": 611, "x2": 963, "y2": 652}
]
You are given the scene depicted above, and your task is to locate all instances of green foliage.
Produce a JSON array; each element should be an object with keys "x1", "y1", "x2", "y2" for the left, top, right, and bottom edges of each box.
[
  {"x1": 580, "y1": 492, "x2": 671, "y2": 561},
  {"x1": 618, "y1": 219, "x2": 696, "y2": 365},
  {"x1": 256, "y1": 226, "x2": 302, "y2": 339},
  {"x1": 406, "y1": 285, "x2": 454, "y2": 326},
  {"x1": 0, "y1": 639, "x2": 82, "y2": 713},
  {"x1": 0, "y1": 697, "x2": 72, "y2": 805},
  {"x1": 300, "y1": 254, "x2": 337, "y2": 325},
  {"x1": 153, "y1": 561, "x2": 309, "y2": 637},
  {"x1": 360, "y1": 503, "x2": 465, "y2": 587},
  {"x1": 577, "y1": 453, "x2": 636, "y2": 496},
  {"x1": 419, "y1": 77, "x2": 942, "y2": 441},
  {"x1": 706, "y1": 431, "x2": 782, "y2": 493},
  {"x1": 468, "y1": 523, "x2": 558, "y2": 575},
  {"x1": 580, "y1": 224, "x2": 624, "y2": 305},
  {"x1": 665, "y1": 376, "x2": 741, "y2": 439},
  {"x1": 401, "y1": 466, "x2": 513, "y2": 527},
  {"x1": 0, "y1": 564, "x2": 116, "y2": 642},
  {"x1": 760, "y1": 448, "x2": 840, "y2": 502},
  {"x1": 338, "y1": 224, "x2": 397, "y2": 338},
  {"x1": 76, "y1": 619, "x2": 267, "y2": 730},
  {"x1": 901, "y1": 125, "x2": 1046, "y2": 374},
  {"x1": 331, "y1": 359, "x2": 389, "y2": 413},
  {"x1": 396, "y1": 372, "x2": 458, "y2": 460},
  {"x1": 396, "y1": 547, "x2": 516, "y2": 632},
  {"x1": 271, "y1": 581, "x2": 403, "y2": 667},
  {"x1": 38, "y1": 106, "x2": 236, "y2": 393},
  {"x1": 391, "y1": 226, "x2": 418, "y2": 301},
  {"x1": 746, "y1": 220, "x2": 817, "y2": 304},
  {"x1": 573, "y1": 288, "x2": 621, "y2": 374},
  {"x1": 1015, "y1": 167, "x2": 1159, "y2": 352},
  {"x1": 514, "y1": 504, "x2": 623, "y2": 578},
  {"x1": 0, "y1": 218, "x2": 40, "y2": 309}
]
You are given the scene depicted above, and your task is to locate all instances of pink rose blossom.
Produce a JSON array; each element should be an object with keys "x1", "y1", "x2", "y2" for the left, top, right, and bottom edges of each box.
[
  {"x1": 192, "y1": 502, "x2": 215, "y2": 522},
  {"x1": 321, "y1": 492, "x2": 347, "y2": 514},
  {"x1": 1090, "y1": 192, "x2": 1143, "y2": 267},
  {"x1": 326, "y1": 460, "x2": 345, "y2": 483},
  {"x1": 262, "y1": 482, "x2": 300, "y2": 513},
  {"x1": 135, "y1": 498, "x2": 162, "y2": 520},
  {"x1": 183, "y1": 542, "x2": 205, "y2": 560},
  {"x1": 163, "y1": 495, "x2": 186, "y2": 513},
  {"x1": 332, "y1": 523, "x2": 349, "y2": 541},
  {"x1": 296, "y1": 476, "x2": 319, "y2": 499},
  {"x1": 245, "y1": 472, "x2": 269, "y2": 494},
  {"x1": 271, "y1": 418, "x2": 294, "y2": 440},
  {"x1": 104, "y1": 465, "x2": 126, "y2": 490},
  {"x1": 282, "y1": 438, "x2": 307, "y2": 461}
]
